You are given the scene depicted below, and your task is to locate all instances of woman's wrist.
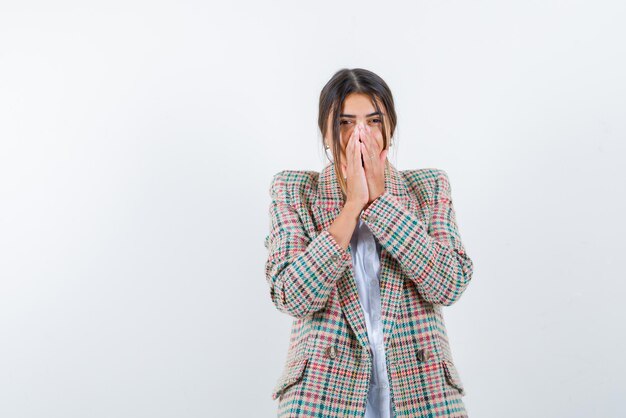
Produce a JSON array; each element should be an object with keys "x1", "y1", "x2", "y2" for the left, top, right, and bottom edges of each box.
[{"x1": 343, "y1": 201, "x2": 364, "y2": 219}]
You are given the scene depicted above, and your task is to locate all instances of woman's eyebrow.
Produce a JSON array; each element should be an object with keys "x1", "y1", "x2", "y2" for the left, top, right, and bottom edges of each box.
[{"x1": 339, "y1": 111, "x2": 383, "y2": 118}]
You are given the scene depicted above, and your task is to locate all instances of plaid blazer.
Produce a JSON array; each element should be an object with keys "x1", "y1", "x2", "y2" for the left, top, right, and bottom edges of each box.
[{"x1": 264, "y1": 161, "x2": 474, "y2": 418}]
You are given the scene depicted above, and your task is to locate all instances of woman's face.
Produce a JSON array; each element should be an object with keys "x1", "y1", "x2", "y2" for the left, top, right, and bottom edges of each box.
[{"x1": 325, "y1": 93, "x2": 390, "y2": 162}]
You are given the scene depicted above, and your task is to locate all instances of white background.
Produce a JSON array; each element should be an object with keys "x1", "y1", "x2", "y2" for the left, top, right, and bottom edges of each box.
[{"x1": 1, "y1": 1, "x2": 625, "y2": 417}]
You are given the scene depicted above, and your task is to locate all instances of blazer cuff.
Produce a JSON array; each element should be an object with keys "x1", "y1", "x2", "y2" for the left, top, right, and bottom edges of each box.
[
  {"x1": 359, "y1": 191, "x2": 404, "y2": 226},
  {"x1": 318, "y1": 229, "x2": 352, "y2": 266}
]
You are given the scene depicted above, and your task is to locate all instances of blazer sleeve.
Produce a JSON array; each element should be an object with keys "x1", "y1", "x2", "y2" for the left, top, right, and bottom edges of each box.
[
  {"x1": 359, "y1": 169, "x2": 474, "y2": 306},
  {"x1": 264, "y1": 170, "x2": 352, "y2": 318}
]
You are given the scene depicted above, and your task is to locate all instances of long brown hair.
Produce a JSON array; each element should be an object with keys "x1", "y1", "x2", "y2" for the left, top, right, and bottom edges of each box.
[{"x1": 318, "y1": 68, "x2": 398, "y2": 197}]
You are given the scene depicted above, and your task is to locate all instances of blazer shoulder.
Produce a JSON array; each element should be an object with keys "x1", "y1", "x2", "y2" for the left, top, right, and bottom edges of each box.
[
  {"x1": 401, "y1": 168, "x2": 451, "y2": 201},
  {"x1": 268, "y1": 169, "x2": 319, "y2": 206}
]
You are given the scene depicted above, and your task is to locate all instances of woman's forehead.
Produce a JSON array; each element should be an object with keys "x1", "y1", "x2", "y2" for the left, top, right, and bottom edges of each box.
[{"x1": 341, "y1": 94, "x2": 382, "y2": 113}]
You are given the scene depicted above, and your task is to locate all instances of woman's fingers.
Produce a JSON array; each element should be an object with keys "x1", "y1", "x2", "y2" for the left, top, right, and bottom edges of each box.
[
  {"x1": 361, "y1": 124, "x2": 385, "y2": 169},
  {"x1": 362, "y1": 125, "x2": 378, "y2": 158},
  {"x1": 359, "y1": 125, "x2": 369, "y2": 168},
  {"x1": 361, "y1": 140, "x2": 369, "y2": 173},
  {"x1": 359, "y1": 126, "x2": 370, "y2": 171},
  {"x1": 353, "y1": 126, "x2": 361, "y2": 166},
  {"x1": 346, "y1": 126, "x2": 356, "y2": 173},
  {"x1": 354, "y1": 126, "x2": 362, "y2": 171}
]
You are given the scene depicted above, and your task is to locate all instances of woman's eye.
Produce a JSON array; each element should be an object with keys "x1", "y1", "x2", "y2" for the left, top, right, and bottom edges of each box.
[
  {"x1": 370, "y1": 118, "x2": 381, "y2": 124},
  {"x1": 340, "y1": 120, "x2": 351, "y2": 125}
]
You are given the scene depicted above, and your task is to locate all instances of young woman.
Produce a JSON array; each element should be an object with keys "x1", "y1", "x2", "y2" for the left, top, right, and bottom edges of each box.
[{"x1": 264, "y1": 68, "x2": 474, "y2": 418}]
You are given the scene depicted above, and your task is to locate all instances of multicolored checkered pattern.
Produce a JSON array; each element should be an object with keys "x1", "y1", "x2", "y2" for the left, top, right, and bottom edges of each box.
[{"x1": 264, "y1": 162, "x2": 473, "y2": 417}]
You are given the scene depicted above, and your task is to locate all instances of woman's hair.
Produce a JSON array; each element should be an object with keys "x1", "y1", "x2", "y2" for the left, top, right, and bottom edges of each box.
[{"x1": 318, "y1": 68, "x2": 397, "y2": 196}]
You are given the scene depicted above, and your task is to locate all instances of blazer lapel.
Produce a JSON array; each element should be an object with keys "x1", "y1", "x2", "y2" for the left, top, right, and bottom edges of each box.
[{"x1": 311, "y1": 161, "x2": 421, "y2": 351}]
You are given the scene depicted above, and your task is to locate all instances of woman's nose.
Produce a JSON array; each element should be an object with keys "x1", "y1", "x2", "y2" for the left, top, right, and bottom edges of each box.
[{"x1": 351, "y1": 122, "x2": 365, "y2": 133}]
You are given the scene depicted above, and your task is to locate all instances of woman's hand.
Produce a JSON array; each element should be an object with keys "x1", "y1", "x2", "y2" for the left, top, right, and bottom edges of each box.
[
  {"x1": 357, "y1": 123, "x2": 388, "y2": 205},
  {"x1": 341, "y1": 123, "x2": 369, "y2": 212}
]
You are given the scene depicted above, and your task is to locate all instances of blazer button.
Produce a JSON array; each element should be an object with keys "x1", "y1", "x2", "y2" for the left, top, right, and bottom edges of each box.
[
  {"x1": 416, "y1": 348, "x2": 431, "y2": 362},
  {"x1": 331, "y1": 254, "x2": 339, "y2": 261},
  {"x1": 325, "y1": 344, "x2": 338, "y2": 359}
]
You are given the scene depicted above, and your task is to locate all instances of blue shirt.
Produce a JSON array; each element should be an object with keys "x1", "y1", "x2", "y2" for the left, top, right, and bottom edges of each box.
[{"x1": 350, "y1": 217, "x2": 394, "y2": 418}]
